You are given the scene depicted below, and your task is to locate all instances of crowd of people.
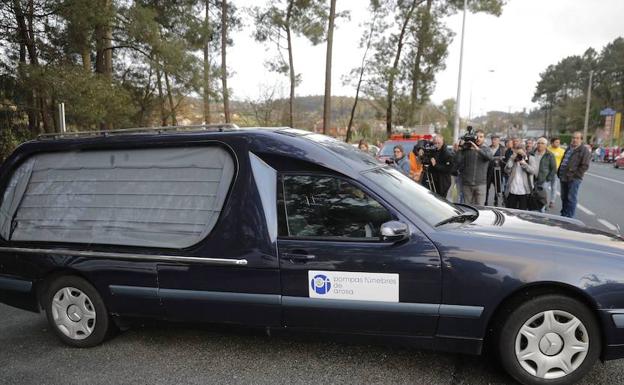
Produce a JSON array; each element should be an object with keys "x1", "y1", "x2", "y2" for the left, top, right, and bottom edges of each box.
[{"x1": 358, "y1": 129, "x2": 592, "y2": 219}]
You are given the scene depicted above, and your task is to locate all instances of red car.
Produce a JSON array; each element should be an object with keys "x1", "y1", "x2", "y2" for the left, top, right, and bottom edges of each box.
[{"x1": 615, "y1": 153, "x2": 624, "y2": 168}]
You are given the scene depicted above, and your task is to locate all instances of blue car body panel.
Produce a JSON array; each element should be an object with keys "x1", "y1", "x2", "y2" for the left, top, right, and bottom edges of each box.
[{"x1": 1, "y1": 128, "x2": 623, "y2": 359}]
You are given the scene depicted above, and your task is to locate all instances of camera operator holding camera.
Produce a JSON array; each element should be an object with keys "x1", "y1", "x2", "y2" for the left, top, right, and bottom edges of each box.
[
  {"x1": 427, "y1": 135, "x2": 454, "y2": 198},
  {"x1": 504, "y1": 143, "x2": 537, "y2": 210},
  {"x1": 456, "y1": 127, "x2": 493, "y2": 205}
]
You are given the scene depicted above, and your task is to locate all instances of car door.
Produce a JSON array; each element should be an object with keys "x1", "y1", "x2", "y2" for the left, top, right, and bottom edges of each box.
[
  {"x1": 277, "y1": 173, "x2": 441, "y2": 336},
  {"x1": 156, "y1": 142, "x2": 282, "y2": 328}
]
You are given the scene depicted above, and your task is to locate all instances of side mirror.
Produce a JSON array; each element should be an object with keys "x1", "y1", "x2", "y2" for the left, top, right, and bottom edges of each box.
[{"x1": 380, "y1": 221, "x2": 409, "y2": 243}]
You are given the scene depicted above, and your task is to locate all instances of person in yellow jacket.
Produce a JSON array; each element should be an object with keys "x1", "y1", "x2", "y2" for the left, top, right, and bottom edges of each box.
[{"x1": 547, "y1": 137, "x2": 565, "y2": 208}]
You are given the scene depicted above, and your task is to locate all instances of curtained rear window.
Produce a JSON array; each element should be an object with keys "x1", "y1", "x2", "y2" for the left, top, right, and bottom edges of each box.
[{"x1": 0, "y1": 146, "x2": 235, "y2": 249}]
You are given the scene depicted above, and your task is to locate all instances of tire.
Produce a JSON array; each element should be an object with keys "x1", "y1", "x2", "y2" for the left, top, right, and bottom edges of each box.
[
  {"x1": 498, "y1": 295, "x2": 601, "y2": 385},
  {"x1": 44, "y1": 276, "x2": 111, "y2": 347}
]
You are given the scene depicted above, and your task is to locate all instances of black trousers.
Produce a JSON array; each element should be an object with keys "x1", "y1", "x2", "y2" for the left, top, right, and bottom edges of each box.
[{"x1": 506, "y1": 194, "x2": 529, "y2": 210}]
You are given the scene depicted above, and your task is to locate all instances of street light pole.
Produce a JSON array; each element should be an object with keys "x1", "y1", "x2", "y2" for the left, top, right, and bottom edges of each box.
[
  {"x1": 453, "y1": 0, "x2": 468, "y2": 144},
  {"x1": 583, "y1": 70, "x2": 593, "y2": 143}
]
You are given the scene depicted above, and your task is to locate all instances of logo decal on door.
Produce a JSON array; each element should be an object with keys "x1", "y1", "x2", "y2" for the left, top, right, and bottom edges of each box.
[
  {"x1": 308, "y1": 271, "x2": 399, "y2": 302},
  {"x1": 311, "y1": 274, "x2": 332, "y2": 294}
]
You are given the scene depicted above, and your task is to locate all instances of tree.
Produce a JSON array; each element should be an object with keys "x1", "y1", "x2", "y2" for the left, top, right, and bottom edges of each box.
[
  {"x1": 253, "y1": 0, "x2": 328, "y2": 128},
  {"x1": 221, "y1": 0, "x2": 230, "y2": 122},
  {"x1": 344, "y1": 0, "x2": 383, "y2": 143},
  {"x1": 362, "y1": 0, "x2": 505, "y2": 137},
  {"x1": 322, "y1": 0, "x2": 337, "y2": 134}
]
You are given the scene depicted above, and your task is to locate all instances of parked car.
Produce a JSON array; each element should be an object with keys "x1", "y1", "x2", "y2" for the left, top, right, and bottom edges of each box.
[
  {"x1": 1, "y1": 126, "x2": 624, "y2": 385},
  {"x1": 615, "y1": 153, "x2": 624, "y2": 168}
]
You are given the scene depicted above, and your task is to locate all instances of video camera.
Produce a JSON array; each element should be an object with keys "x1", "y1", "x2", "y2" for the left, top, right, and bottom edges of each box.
[
  {"x1": 461, "y1": 125, "x2": 477, "y2": 150},
  {"x1": 415, "y1": 139, "x2": 437, "y2": 166}
]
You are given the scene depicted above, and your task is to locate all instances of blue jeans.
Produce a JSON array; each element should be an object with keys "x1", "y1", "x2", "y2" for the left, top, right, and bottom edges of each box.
[{"x1": 560, "y1": 179, "x2": 581, "y2": 218}]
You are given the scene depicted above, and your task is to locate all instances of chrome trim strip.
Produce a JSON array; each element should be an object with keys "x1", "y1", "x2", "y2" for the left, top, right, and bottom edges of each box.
[{"x1": 0, "y1": 247, "x2": 248, "y2": 266}]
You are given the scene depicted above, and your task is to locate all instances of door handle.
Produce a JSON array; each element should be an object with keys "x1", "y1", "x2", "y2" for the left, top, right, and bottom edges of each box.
[{"x1": 281, "y1": 253, "x2": 316, "y2": 263}]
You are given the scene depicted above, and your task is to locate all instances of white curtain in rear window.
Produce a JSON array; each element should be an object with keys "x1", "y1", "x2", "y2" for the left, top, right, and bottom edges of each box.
[{"x1": 0, "y1": 147, "x2": 234, "y2": 248}]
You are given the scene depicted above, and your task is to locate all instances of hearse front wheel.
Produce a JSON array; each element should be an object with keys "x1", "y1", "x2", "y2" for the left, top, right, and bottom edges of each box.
[
  {"x1": 44, "y1": 276, "x2": 111, "y2": 347},
  {"x1": 498, "y1": 295, "x2": 601, "y2": 385}
]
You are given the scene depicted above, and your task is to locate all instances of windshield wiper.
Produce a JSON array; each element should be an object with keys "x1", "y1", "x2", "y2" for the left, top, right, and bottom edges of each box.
[{"x1": 435, "y1": 212, "x2": 479, "y2": 227}]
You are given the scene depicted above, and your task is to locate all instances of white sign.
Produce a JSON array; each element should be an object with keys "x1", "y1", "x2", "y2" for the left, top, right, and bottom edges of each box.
[{"x1": 308, "y1": 270, "x2": 399, "y2": 302}]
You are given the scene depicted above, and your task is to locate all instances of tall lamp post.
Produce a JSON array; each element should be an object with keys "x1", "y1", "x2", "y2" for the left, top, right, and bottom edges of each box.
[{"x1": 453, "y1": 0, "x2": 468, "y2": 144}]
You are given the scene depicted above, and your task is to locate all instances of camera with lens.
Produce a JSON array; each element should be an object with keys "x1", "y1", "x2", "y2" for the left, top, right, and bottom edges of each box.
[
  {"x1": 515, "y1": 153, "x2": 525, "y2": 162},
  {"x1": 461, "y1": 125, "x2": 477, "y2": 150},
  {"x1": 416, "y1": 140, "x2": 437, "y2": 166}
]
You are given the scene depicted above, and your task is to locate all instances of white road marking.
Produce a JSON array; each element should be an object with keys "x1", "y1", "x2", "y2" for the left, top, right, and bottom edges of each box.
[
  {"x1": 576, "y1": 204, "x2": 594, "y2": 216},
  {"x1": 586, "y1": 172, "x2": 624, "y2": 186},
  {"x1": 597, "y1": 219, "x2": 618, "y2": 231},
  {"x1": 555, "y1": 192, "x2": 595, "y2": 215}
]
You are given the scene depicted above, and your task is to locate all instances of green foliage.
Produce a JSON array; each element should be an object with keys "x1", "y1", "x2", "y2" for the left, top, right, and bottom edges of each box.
[
  {"x1": 22, "y1": 65, "x2": 134, "y2": 129},
  {"x1": 533, "y1": 37, "x2": 624, "y2": 136}
]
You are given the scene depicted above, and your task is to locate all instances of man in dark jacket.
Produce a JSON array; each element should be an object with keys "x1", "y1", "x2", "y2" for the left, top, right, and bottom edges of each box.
[
  {"x1": 428, "y1": 135, "x2": 454, "y2": 198},
  {"x1": 485, "y1": 134, "x2": 505, "y2": 205},
  {"x1": 456, "y1": 129, "x2": 493, "y2": 205},
  {"x1": 558, "y1": 131, "x2": 591, "y2": 218}
]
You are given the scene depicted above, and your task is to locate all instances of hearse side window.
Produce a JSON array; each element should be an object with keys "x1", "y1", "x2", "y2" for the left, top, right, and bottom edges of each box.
[
  {"x1": 0, "y1": 147, "x2": 234, "y2": 249},
  {"x1": 280, "y1": 175, "x2": 392, "y2": 239}
]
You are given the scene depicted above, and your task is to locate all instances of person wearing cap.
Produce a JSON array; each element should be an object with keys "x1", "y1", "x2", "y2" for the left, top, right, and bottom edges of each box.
[
  {"x1": 485, "y1": 134, "x2": 504, "y2": 205},
  {"x1": 533, "y1": 137, "x2": 556, "y2": 212}
]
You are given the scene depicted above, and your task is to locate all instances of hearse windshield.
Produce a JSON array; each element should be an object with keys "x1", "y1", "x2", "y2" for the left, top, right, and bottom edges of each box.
[{"x1": 362, "y1": 167, "x2": 462, "y2": 226}]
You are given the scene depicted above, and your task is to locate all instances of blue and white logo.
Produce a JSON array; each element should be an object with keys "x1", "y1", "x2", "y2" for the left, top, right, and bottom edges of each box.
[{"x1": 311, "y1": 274, "x2": 331, "y2": 295}]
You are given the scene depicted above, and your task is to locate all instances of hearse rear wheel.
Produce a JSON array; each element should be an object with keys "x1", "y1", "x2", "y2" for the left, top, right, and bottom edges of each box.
[
  {"x1": 498, "y1": 295, "x2": 601, "y2": 385},
  {"x1": 44, "y1": 276, "x2": 111, "y2": 347}
]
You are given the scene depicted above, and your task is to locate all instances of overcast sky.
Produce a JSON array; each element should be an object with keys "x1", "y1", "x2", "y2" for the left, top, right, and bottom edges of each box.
[{"x1": 226, "y1": 0, "x2": 624, "y2": 117}]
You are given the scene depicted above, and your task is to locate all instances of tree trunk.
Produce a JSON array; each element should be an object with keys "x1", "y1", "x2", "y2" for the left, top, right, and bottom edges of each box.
[
  {"x1": 203, "y1": 0, "x2": 211, "y2": 124},
  {"x1": 164, "y1": 70, "x2": 177, "y2": 126},
  {"x1": 346, "y1": 10, "x2": 378, "y2": 143},
  {"x1": 386, "y1": 0, "x2": 422, "y2": 137},
  {"x1": 221, "y1": 0, "x2": 230, "y2": 123},
  {"x1": 95, "y1": 0, "x2": 113, "y2": 78},
  {"x1": 322, "y1": 0, "x2": 337, "y2": 135},
  {"x1": 286, "y1": 0, "x2": 295, "y2": 128},
  {"x1": 155, "y1": 66, "x2": 167, "y2": 126},
  {"x1": 81, "y1": 48, "x2": 91, "y2": 72},
  {"x1": 409, "y1": 0, "x2": 432, "y2": 125}
]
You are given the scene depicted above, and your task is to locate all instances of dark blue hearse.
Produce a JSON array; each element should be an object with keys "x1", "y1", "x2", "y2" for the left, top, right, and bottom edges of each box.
[{"x1": 1, "y1": 126, "x2": 624, "y2": 385}]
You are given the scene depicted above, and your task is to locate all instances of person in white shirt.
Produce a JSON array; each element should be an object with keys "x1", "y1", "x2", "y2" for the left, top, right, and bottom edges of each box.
[{"x1": 504, "y1": 143, "x2": 537, "y2": 210}]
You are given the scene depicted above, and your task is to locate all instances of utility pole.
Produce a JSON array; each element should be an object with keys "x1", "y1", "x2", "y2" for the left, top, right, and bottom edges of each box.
[
  {"x1": 583, "y1": 70, "x2": 593, "y2": 143},
  {"x1": 453, "y1": 0, "x2": 468, "y2": 144}
]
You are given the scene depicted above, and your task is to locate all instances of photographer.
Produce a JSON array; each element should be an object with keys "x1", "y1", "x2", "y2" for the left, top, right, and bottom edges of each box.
[
  {"x1": 427, "y1": 136, "x2": 454, "y2": 198},
  {"x1": 456, "y1": 128, "x2": 493, "y2": 205},
  {"x1": 504, "y1": 143, "x2": 537, "y2": 210}
]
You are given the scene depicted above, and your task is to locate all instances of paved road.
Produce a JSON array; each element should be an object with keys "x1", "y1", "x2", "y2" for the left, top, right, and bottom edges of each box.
[
  {"x1": 572, "y1": 162, "x2": 624, "y2": 234},
  {"x1": 1, "y1": 303, "x2": 624, "y2": 385}
]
